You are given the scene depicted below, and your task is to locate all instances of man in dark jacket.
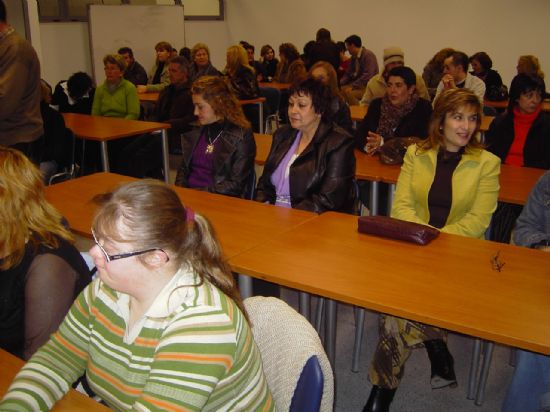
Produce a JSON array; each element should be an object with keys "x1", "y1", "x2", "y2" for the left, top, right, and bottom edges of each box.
[
  {"x1": 117, "y1": 56, "x2": 196, "y2": 177},
  {"x1": 308, "y1": 28, "x2": 340, "y2": 71},
  {"x1": 118, "y1": 46, "x2": 148, "y2": 86}
]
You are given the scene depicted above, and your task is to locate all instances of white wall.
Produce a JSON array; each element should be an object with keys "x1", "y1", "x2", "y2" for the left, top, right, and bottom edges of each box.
[{"x1": 35, "y1": 0, "x2": 550, "y2": 87}]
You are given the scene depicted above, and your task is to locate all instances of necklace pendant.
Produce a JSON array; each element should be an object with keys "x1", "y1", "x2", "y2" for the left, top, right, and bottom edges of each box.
[{"x1": 205, "y1": 144, "x2": 214, "y2": 154}]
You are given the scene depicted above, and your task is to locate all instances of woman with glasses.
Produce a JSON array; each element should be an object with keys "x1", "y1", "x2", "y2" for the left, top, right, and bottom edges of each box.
[
  {"x1": 1, "y1": 179, "x2": 273, "y2": 411},
  {"x1": 0, "y1": 147, "x2": 91, "y2": 360}
]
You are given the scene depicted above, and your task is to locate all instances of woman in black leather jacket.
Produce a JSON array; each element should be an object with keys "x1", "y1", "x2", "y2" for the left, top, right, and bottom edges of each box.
[
  {"x1": 175, "y1": 76, "x2": 256, "y2": 198},
  {"x1": 255, "y1": 78, "x2": 356, "y2": 214}
]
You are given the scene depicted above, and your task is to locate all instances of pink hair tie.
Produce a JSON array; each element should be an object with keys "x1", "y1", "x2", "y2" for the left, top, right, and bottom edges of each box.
[{"x1": 185, "y1": 206, "x2": 195, "y2": 223}]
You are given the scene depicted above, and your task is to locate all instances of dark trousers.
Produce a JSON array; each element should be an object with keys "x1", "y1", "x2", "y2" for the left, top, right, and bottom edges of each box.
[{"x1": 11, "y1": 136, "x2": 45, "y2": 165}]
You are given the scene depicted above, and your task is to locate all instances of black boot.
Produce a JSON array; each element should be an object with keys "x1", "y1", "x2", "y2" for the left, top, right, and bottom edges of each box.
[
  {"x1": 362, "y1": 385, "x2": 396, "y2": 412},
  {"x1": 424, "y1": 339, "x2": 457, "y2": 389}
]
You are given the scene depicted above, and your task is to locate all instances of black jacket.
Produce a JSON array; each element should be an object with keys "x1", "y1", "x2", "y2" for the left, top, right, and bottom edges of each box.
[
  {"x1": 255, "y1": 122, "x2": 356, "y2": 213},
  {"x1": 124, "y1": 60, "x2": 148, "y2": 86},
  {"x1": 175, "y1": 122, "x2": 256, "y2": 198},
  {"x1": 486, "y1": 111, "x2": 550, "y2": 169},
  {"x1": 308, "y1": 40, "x2": 340, "y2": 71},
  {"x1": 155, "y1": 82, "x2": 196, "y2": 138},
  {"x1": 229, "y1": 66, "x2": 260, "y2": 100},
  {"x1": 354, "y1": 97, "x2": 432, "y2": 151}
]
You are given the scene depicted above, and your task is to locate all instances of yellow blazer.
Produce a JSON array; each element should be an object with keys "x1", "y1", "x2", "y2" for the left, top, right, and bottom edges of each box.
[{"x1": 391, "y1": 144, "x2": 501, "y2": 239}]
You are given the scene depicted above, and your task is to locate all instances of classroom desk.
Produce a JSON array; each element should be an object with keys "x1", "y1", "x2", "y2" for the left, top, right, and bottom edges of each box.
[
  {"x1": 485, "y1": 99, "x2": 550, "y2": 111},
  {"x1": 350, "y1": 105, "x2": 495, "y2": 132},
  {"x1": 62, "y1": 113, "x2": 171, "y2": 183},
  {"x1": 0, "y1": 349, "x2": 110, "y2": 411},
  {"x1": 258, "y1": 81, "x2": 291, "y2": 90},
  {"x1": 253, "y1": 134, "x2": 540, "y2": 208},
  {"x1": 44, "y1": 172, "x2": 315, "y2": 260},
  {"x1": 138, "y1": 92, "x2": 160, "y2": 102},
  {"x1": 230, "y1": 211, "x2": 550, "y2": 362},
  {"x1": 354, "y1": 150, "x2": 545, "y2": 209}
]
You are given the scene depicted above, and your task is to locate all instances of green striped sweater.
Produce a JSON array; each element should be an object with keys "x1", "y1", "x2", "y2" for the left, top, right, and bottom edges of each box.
[{"x1": 0, "y1": 267, "x2": 274, "y2": 411}]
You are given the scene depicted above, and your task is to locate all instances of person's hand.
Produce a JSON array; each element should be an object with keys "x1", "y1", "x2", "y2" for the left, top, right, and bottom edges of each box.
[
  {"x1": 365, "y1": 131, "x2": 383, "y2": 155},
  {"x1": 441, "y1": 74, "x2": 455, "y2": 90},
  {"x1": 136, "y1": 85, "x2": 147, "y2": 93}
]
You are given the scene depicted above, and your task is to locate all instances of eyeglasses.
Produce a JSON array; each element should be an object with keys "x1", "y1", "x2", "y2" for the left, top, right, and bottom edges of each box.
[{"x1": 91, "y1": 229, "x2": 167, "y2": 263}]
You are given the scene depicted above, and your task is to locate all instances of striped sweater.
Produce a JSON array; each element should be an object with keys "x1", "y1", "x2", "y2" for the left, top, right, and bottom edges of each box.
[{"x1": 0, "y1": 267, "x2": 274, "y2": 411}]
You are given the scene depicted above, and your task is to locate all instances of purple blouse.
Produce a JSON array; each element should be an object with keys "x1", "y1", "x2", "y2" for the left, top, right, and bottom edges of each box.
[
  {"x1": 187, "y1": 133, "x2": 218, "y2": 189},
  {"x1": 271, "y1": 132, "x2": 301, "y2": 208}
]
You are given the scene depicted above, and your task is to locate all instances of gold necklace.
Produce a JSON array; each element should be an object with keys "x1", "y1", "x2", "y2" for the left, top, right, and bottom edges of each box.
[{"x1": 205, "y1": 128, "x2": 223, "y2": 154}]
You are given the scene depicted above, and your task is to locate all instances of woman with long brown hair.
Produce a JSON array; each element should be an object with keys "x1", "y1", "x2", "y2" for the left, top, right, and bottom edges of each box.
[
  {"x1": 175, "y1": 76, "x2": 256, "y2": 197},
  {"x1": 364, "y1": 88, "x2": 500, "y2": 411},
  {"x1": 0, "y1": 147, "x2": 91, "y2": 360},
  {"x1": 1, "y1": 179, "x2": 273, "y2": 411}
]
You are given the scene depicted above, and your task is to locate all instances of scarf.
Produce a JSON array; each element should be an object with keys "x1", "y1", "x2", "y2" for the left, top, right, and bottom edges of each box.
[{"x1": 376, "y1": 93, "x2": 419, "y2": 139}]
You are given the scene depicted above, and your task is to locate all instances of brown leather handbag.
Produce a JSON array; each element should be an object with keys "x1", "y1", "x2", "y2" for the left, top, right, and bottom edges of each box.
[{"x1": 357, "y1": 215, "x2": 440, "y2": 245}]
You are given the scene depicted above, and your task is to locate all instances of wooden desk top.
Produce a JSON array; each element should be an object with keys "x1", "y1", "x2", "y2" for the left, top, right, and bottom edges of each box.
[
  {"x1": 230, "y1": 211, "x2": 550, "y2": 355},
  {"x1": 240, "y1": 97, "x2": 267, "y2": 105},
  {"x1": 44, "y1": 173, "x2": 315, "y2": 258},
  {"x1": 62, "y1": 113, "x2": 170, "y2": 141},
  {"x1": 259, "y1": 81, "x2": 291, "y2": 90},
  {"x1": 138, "y1": 92, "x2": 160, "y2": 102},
  {"x1": 253, "y1": 134, "x2": 541, "y2": 205},
  {"x1": 350, "y1": 105, "x2": 494, "y2": 132},
  {"x1": 0, "y1": 349, "x2": 110, "y2": 411}
]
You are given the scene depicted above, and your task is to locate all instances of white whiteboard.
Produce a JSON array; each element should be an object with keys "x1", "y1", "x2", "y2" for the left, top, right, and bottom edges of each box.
[{"x1": 88, "y1": 4, "x2": 185, "y2": 83}]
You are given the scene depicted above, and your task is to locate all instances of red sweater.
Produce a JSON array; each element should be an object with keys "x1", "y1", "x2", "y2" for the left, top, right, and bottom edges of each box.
[{"x1": 506, "y1": 106, "x2": 541, "y2": 166}]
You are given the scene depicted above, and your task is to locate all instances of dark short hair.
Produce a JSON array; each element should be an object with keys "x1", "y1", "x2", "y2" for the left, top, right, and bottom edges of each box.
[
  {"x1": 244, "y1": 43, "x2": 254, "y2": 52},
  {"x1": 67, "y1": 72, "x2": 93, "y2": 99},
  {"x1": 344, "y1": 35, "x2": 362, "y2": 48},
  {"x1": 336, "y1": 41, "x2": 346, "y2": 53},
  {"x1": 0, "y1": 0, "x2": 6, "y2": 22},
  {"x1": 288, "y1": 77, "x2": 332, "y2": 121},
  {"x1": 169, "y1": 56, "x2": 189, "y2": 74},
  {"x1": 388, "y1": 66, "x2": 416, "y2": 88},
  {"x1": 179, "y1": 47, "x2": 191, "y2": 60},
  {"x1": 449, "y1": 51, "x2": 469, "y2": 73},
  {"x1": 117, "y1": 47, "x2": 133, "y2": 58},
  {"x1": 508, "y1": 74, "x2": 546, "y2": 113},
  {"x1": 316, "y1": 28, "x2": 331, "y2": 42},
  {"x1": 469, "y1": 52, "x2": 492, "y2": 71}
]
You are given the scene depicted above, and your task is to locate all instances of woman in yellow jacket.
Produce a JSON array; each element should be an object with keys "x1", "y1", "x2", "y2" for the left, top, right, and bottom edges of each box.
[{"x1": 363, "y1": 88, "x2": 500, "y2": 411}]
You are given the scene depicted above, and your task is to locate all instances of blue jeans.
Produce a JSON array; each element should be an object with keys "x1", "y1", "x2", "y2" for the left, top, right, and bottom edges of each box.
[{"x1": 502, "y1": 350, "x2": 550, "y2": 411}]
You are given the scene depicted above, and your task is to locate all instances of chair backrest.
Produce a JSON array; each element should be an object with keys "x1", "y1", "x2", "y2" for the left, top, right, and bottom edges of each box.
[{"x1": 244, "y1": 296, "x2": 334, "y2": 412}]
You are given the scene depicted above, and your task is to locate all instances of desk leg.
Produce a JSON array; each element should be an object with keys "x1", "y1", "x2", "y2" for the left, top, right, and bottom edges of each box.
[
  {"x1": 467, "y1": 338, "x2": 482, "y2": 399},
  {"x1": 369, "y1": 181, "x2": 379, "y2": 216},
  {"x1": 299, "y1": 292, "x2": 310, "y2": 320},
  {"x1": 325, "y1": 299, "x2": 337, "y2": 366},
  {"x1": 100, "y1": 141, "x2": 110, "y2": 172},
  {"x1": 258, "y1": 102, "x2": 264, "y2": 134},
  {"x1": 387, "y1": 183, "x2": 396, "y2": 215},
  {"x1": 238, "y1": 274, "x2": 253, "y2": 299},
  {"x1": 160, "y1": 129, "x2": 170, "y2": 183}
]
